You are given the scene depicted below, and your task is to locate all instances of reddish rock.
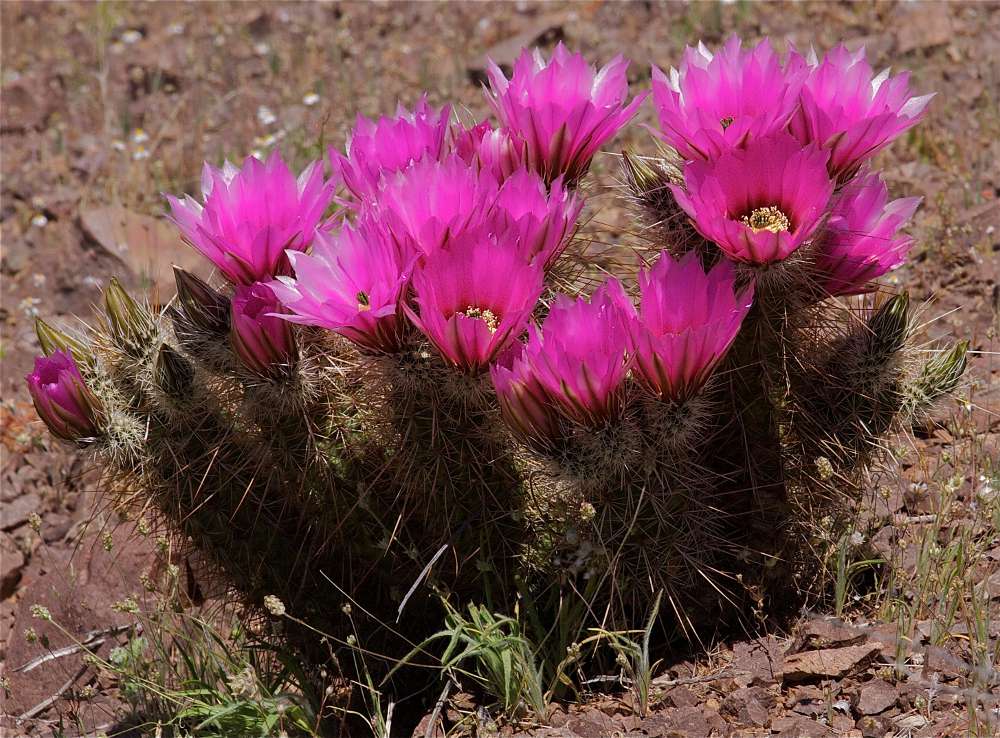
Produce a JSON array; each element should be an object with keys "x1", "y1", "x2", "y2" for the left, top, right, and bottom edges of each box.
[
  {"x1": 857, "y1": 679, "x2": 898, "y2": 715},
  {"x1": 784, "y1": 644, "x2": 882, "y2": 684}
]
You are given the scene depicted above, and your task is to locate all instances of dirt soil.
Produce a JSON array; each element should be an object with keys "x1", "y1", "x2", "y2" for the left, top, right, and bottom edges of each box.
[{"x1": 2, "y1": 1, "x2": 999, "y2": 736}]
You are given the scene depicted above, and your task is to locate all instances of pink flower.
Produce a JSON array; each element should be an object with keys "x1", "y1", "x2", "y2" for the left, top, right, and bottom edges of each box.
[
  {"x1": 814, "y1": 172, "x2": 920, "y2": 296},
  {"x1": 490, "y1": 341, "x2": 559, "y2": 446},
  {"x1": 790, "y1": 44, "x2": 934, "y2": 179},
  {"x1": 231, "y1": 282, "x2": 297, "y2": 377},
  {"x1": 651, "y1": 35, "x2": 808, "y2": 161},
  {"x1": 630, "y1": 252, "x2": 753, "y2": 401},
  {"x1": 376, "y1": 154, "x2": 498, "y2": 255},
  {"x1": 670, "y1": 132, "x2": 833, "y2": 264},
  {"x1": 167, "y1": 151, "x2": 334, "y2": 285},
  {"x1": 493, "y1": 169, "x2": 583, "y2": 267},
  {"x1": 404, "y1": 233, "x2": 544, "y2": 372},
  {"x1": 485, "y1": 43, "x2": 647, "y2": 185},
  {"x1": 524, "y1": 279, "x2": 635, "y2": 425},
  {"x1": 453, "y1": 119, "x2": 523, "y2": 182},
  {"x1": 26, "y1": 350, "x2": 101, "y2": 441},
  {"x1": 331, "y1": 98, "x2": 451, "y2": 206},
  {"x1": 269, "y1": 220, "x2": 416, "y2": 353}
]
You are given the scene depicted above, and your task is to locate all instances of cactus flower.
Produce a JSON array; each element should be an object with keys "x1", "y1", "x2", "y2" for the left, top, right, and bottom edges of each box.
[
  {"x1": 453, "y1": 119, "x2": 523, "y2": 182},
  {"x1": 404, "y1": 233, "x2": 544, "y2": 372},
  {"x1": 376, "y1": 154, "x2": 499, "y2": 255},
  {"x1": 490, "y1": 341, "x2": 559, "y2": 446},
  {"x1": 167, "y1": 151, "x2": 334, "y2": 285},
  {"x1": 485, "y1": 43, "x2": 647, "y2": 185},
  {"x1": 524, "y1": 279, "x2": 635, "y2": 425},
  {"x1": 270, "y1": 220, "x2": 416, "y2": 354},
  {"x1": 493, "y1": 169, "x2": 583, "y2": 267},
  {"x1": 815, "y1": 173, "x2": 920, "y2": 296},
  {"x1": 630, "y1": 252, "x2": 754, "y2": 401},
  {"x1": 230, "y1": 282, "x2": 297, "y2": 377},
  {"x1": 651, "y1": 35, "x2": 808, "y2": 161},
  {"x1": 26, "y1": 350, "x2": 101, "y2": 441},
  {"x1": 790, "y1": 44, "x2": 934, "y2": 179},
  {"x1": 331, "y1": 98, "x2": 452, "y2": 206},
  {"x1": 670, "y1": 132, "x2": 833, "y2": 264}
]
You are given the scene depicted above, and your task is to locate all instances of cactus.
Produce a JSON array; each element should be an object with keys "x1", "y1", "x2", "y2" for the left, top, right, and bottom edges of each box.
[{"x1": 25, "y1": 38, "x2": 964, "y2": 727}]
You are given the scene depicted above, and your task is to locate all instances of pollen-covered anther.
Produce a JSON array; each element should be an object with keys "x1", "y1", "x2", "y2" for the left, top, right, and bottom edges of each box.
[
  {"x1": 461, "y1": 306, "x2": 499, "y2": 333},
  {"x1": 741, "y1": 205, "x2": 791, "y2": 233}
]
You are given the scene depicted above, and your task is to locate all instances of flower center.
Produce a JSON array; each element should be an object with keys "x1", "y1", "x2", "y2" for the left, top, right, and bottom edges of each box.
[
  {"x1": 356, "y1": 291, "x2": 371, "y2": 312},
  {"x1": 459, "y1": 305, "x2": 499, "y2": 333},
  {"x1": 741, "y1": 206, "x2": 790, "y2": 234},
  {"x1": 719, "y1": 116, "x2": 734, "y2": 131}
]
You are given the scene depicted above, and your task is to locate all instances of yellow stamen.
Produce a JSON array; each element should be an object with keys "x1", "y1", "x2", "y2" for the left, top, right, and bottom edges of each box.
[
  {"x1": 741, "y1": 206, "x2": 791, "y2": 234},
  {"x1": 460, "y1": 306, "x2": 499, "y2": 333}
]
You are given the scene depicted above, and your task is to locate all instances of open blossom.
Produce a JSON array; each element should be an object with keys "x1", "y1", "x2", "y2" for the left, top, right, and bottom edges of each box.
[
  {"x1": 404, "y1": 233, "x2": 544, "y2": 372},
  {"x1": 231, "y1": 282, "x2": 297, "y2": 377},
  {"x1": 26, "y1": 350, "x2": 101, "y2": 441},
  {"x1": 670, "y1": 132, "x2": 833, "y2": 264},
  {"x1": 167, "y1": 151, "x2": 334, "y2": 285},
  {"x1": 376, "y1": 154, "x2": 498, "y2": 255},
  {"x1": 524, "y1": 279, "x2": 635, "y2": 425},
  {"x1": 331, "y1": 98, "x2": 451, "y2": 206},
  {"x1": 269, "y1": 220, "x2": 416, "y2": 353},
  {"x1": 630, "y1": 252, "x2": 754, "y2": 401},
  {"x1": 652, "y1": 36, "x2": 808, "y2": 161},
  {"x1": 790, "y1": 44, "x2": 934, "y2": 179},
  {"x1": 490, "y1": 341, "x2": 560, "y2": 446},
  {"x1": 485, "y1": 43, "x2": 647, "y2": 185},
  {"x1": 493, "y1": 169, "x2": 583, "y2": 267},
  {"x1": 814, "y1": 172, "x2": 920, "y2": 295}
]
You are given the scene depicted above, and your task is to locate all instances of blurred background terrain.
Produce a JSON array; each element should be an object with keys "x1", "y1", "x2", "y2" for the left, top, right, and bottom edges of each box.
[{"x1": 1, "y1": 2, "x2": 998, "y2": 735}]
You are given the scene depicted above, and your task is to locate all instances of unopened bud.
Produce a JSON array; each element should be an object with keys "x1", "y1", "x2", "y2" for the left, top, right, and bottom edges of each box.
[
  {"x1": 173, "y1": 266, "x2": 230, "y2": 334},
  {"x1": 35, "y1": 318, "x2": 93, "y2": 366},
  {"x1": 104, "y1": 277, "x2": 156, "y2": 353},
  {"x1": 154, "y1": 343, "x2": 194, "y2": 397}
]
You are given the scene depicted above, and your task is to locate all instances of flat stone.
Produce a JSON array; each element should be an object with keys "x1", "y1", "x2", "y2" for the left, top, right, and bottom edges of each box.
[
  {"x1": 1, "y1": 493, "x2": 40, "y2": 531},
  {"x1": 784, "y1": 644, "x2": 882, "y2": 684},
  {"x1": 858, "y1": 679, "x2": 898, "y2": 715},
  {"x1": 1, "y1": 532, "x2": 26, "y2": 598}
]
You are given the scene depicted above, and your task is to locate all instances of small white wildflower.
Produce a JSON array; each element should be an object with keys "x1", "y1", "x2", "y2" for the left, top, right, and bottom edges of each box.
[
  {"x1": 257, "y1": 105, "x2": 277, "y2": 126},
  {"x1": 31, "y1": 213, "x2": 48, "y2": 228},
  {"x1": 214, "y1": 34, "x2": 226, "y2": 47},
  {"x1": 254, "y1": 42, "x2": 270, "y2": 56},
  {"x1": 849, "y1": 531, "x2": 865, "y2": 546},
  {"x1": 30, "y1": 604, "x2": 52, "y2": 621},
  {"x1": 264, "y1": 594, "x2": 286, "y2": 616},
  {"x1": 346, "y1": 634, "x2": 357, "y2": 646},
  {"x1": 32, "y1": 273, "x2": 46, "y2": 287},
  {"x1": 19, "y1": 297, "x2": 42, "y2": 317},
  {"x1": 302, "y1": 92, "x2": 320, "y2": 106},
  {"x1": 167, "y1": 22, "x2": 185, "y2": 35},
  {"x1": 121, "y1": 29, "x2": 142, "y2": 45},
  {"x1": 111, "y1": 140, "x2": 126, "y2": 152},
  {"x1": 250, "y1": 149, "x2": 264, "y2": 161},
  {"x1": 131, "y1": 128, "x2": 149, "y2": 144},
  {"x1": 132, "y1": 146, "x2": 150, "y2": 161}
]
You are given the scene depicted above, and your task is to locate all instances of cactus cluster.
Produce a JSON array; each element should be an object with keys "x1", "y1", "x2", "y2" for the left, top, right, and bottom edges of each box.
[{"x1": 27, "y1": 38, "x2": 966, "y2": 698}]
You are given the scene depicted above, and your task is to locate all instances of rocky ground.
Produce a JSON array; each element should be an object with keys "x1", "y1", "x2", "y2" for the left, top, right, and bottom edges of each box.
[{"x1": 2, "y1": 1, "x2": 999, "y2": 736}]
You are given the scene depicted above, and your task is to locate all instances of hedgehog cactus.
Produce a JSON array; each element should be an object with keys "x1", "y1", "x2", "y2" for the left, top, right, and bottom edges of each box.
[{"x1": 28, "y1": 36, "x2": 966, "y2": 705}]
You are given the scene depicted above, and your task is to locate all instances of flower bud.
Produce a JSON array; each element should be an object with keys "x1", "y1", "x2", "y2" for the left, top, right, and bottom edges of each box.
[
  {"x1": 230, "y1": 283, "x2": 296, "y2": 377},
  {"x1": 867, "y1": 292, "x2": 910, "y2": 360},
  {"x1": 104, "y1": 277, "x2": 156, "y2": 353},
  {"x1": 25, "y1": 350, "x2": 102, "y2": 441},
  {"x1": 35, "y1": 318, "x2": 93, "y2": 367},
  {"x1": 173, "y1": 267, "x2": 230, "y2": 334},
  {"x1": 154, "y1": 343, "x2": 194, "y2": 397}
]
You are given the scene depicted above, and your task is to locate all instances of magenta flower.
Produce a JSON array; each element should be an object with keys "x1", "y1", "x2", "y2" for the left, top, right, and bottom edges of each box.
[
  {"x1": 26, "y1": 350, "x2": 101, "y2": 441},
  {"x1": 493, "y1": 169, "x2": 583, "y2": 267},
  {"x1": 525, "y1": 279, "x2": 635, "y2": 425},
  {"x1": 490, "y1": 341, "x2": 559, "y2": 446},
  {"x1": 230, "y1": 282, "x2": 297, "y2": 377},
  {"x1": 453, "y1": 119, "x2": 523, "y2": 182},
  {"x1": 814, "y1": 173, "x2": 920, "y2": 296},
  {"x1": 485, "y1": 43, "x2": 647, "y2": 185},
  {"x1": 269, "y1": 220, "x2": 416, "y2": 353},
  {"x1": 670, "y1": 132, "x2": 833, "y2": 264},
  {"x1": 376, "y1": 154, "x2": 498, "y2": 255},
  {"x1": 167, "y1": 151, "x2": 334, "y2": 285},
  {"x1": 630, "y1": 252, "x2": 754, "y2": 401},
  {"x1": 651, "y1": 36, "x2": 808, "y2": 161},
  {"x1": 331, "y1": 98, "x2": 451, "y2": 206},
  {"x1": 404, "y1": 233, "x2": 544, "y2": 372},
  {"x1": 790, "y1": 44, "x2": 934, "y2": 179}
]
